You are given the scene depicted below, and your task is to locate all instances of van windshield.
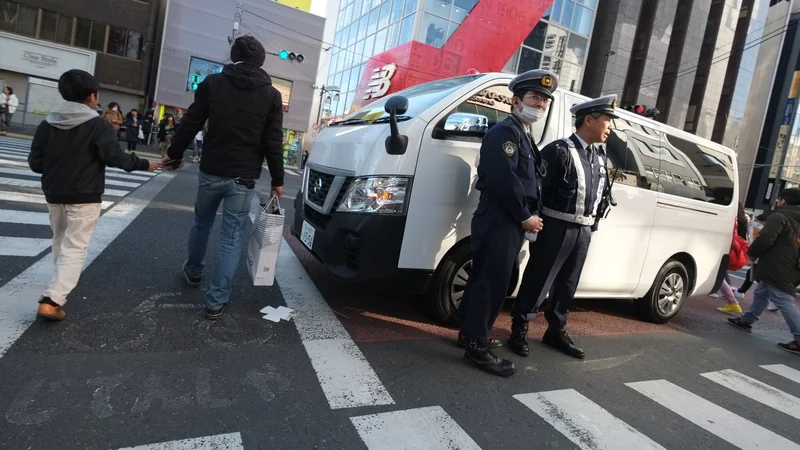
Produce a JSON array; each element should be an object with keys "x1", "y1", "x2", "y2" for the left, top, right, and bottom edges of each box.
[{"x1": 333, "y1": 75, "x2": 483, "y2": 126}]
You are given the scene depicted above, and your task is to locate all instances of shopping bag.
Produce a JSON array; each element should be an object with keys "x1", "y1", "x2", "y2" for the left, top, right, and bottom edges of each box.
[
  {"x1": 137, "y1": 127, "x2": 144, "y2": 140},
  {"x1": 246, "y1": 196, "x2": 284, "y2": 286}
]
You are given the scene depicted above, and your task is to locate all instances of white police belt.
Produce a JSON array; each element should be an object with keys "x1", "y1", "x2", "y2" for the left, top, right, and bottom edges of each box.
[{"x1": 541, "y1": 206, "x2": 595, "y2": 226}]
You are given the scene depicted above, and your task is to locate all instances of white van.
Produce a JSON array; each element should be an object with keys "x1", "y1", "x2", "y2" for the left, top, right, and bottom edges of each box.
[{"x1": 291, "y1": 72, "x2": 738, "y2": 324}]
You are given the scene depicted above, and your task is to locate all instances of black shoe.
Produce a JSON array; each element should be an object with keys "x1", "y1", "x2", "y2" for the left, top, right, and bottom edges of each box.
[
  {"x1": 777, "y1": 341, "x2": 800, "y2": 355},
  {"x1": 727, "y1": 317, "x2": 753, "y2": 333},
  {"x1": 542, "y1": 328, "x2": 585, "y2": 359},
  {"x1": 463, "y1": 340, "x2": 515, "y2": 377},
  {"x1": 457, "y1": 332, "x2": 501, "y2": 349},
  {"x1": 205, "y1": 304, "x2": 226, "y2": 320},
  {"x1": 183, "y1": 261, "x2": 201, "y2": 287},
  {"x1": 508, "y1": 321, "x2": 530, "y2": 357}
]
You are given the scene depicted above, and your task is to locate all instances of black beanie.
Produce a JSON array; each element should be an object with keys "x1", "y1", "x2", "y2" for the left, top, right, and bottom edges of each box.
[{"x1": 231, "y1": 36, "x2": 266, "y2": 67}]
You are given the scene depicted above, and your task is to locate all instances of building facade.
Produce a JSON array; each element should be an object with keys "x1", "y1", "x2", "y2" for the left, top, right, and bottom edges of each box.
[
  {"x1": 153, "y1": 0, "x2": 324, "y2": 166},
  {"x1": 0, "y1": 0, "x2": 160, "y2": 133}
]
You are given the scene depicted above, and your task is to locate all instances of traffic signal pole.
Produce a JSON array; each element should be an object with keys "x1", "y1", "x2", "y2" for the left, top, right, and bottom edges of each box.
[{"x1": 228, "y1": 2, "x2": 243, "y2": 45}]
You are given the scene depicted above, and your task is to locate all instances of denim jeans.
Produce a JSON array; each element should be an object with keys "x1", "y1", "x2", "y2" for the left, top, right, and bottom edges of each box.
[
  {"x1": 185, "y1": 171, "x2": 255, "y2": 309},
  {"x1": 741, "y1": 281, "x2": 800, "y2": 341}
]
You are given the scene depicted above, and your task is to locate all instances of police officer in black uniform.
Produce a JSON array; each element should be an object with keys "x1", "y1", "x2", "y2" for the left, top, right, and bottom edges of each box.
[
  {"x1": 457, "y1": 69, "x2": 557, "y2": 377},
  {"x1": 509, "y1": 94, "x2": 619, "y2": 359}
]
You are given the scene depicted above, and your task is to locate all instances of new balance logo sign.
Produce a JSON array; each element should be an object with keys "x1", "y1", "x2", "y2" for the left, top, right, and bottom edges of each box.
[{"x1": 363, "y1": 63, "x2": 397, "y2": 101}]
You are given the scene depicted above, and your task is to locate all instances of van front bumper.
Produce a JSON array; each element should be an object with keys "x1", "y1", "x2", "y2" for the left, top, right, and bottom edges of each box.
[{"x1": 291, "y1": 192, "x2": 432, "y2": 292}]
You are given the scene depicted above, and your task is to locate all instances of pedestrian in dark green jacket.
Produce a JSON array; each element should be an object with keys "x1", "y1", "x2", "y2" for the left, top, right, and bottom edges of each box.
[{"x1": 728, "y1": 188, "x2": 800, "y2": 355}]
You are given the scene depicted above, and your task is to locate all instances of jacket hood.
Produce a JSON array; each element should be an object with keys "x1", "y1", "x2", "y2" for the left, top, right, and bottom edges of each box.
[
  {"x1": 222, "y1": 62, "x2": 272, "y2": 90},
  {"x1": 775, "y1": 205, "x2": 800, "y2": 223},
  {"x1": 46, "y1": 102, "x2": 99, "y2": 130}
]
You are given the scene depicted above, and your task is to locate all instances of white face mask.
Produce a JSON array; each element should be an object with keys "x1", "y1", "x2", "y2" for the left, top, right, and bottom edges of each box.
[
  {"x1": 516, "y1": 103, "x2": 545, "y2": 124},
  {"x1": 112, "y1": 107, "x2": 118, "y2": 111}
]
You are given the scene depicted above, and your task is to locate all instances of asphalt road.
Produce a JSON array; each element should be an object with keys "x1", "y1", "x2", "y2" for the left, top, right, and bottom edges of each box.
[{"x1": 1, "y1": 136, "x2": 800, "y2": 450}]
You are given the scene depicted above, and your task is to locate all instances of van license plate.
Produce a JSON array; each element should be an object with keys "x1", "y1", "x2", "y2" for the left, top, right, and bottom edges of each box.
[{"x1": 300, "y1": 221, "x2": 315, "y2": 250}]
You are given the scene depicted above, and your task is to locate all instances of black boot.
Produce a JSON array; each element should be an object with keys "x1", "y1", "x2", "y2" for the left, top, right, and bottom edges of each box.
[
  {"x1": 457, "y1": 332, "x2": 502, "y2": 349},
  {"x1": 542, "y1": 328, "x2": 584, "y2": 359},
  {"x1": 463, "y1": 339, "x2": 516, "y2": 377},
  {"x1": 508, "y1": 321, "x2": 530, "y2": 357}
]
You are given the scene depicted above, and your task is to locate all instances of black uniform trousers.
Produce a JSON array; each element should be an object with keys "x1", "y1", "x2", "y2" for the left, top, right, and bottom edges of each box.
[
  {"x1": 512, "y1": 217, "x2": 592, "y2": 329},
  {"x1": 458, "y1": 201, "x2": 525, "y2": 341}
]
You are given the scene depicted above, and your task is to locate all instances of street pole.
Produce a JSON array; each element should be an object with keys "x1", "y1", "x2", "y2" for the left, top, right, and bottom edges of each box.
[
  {"x1": 317, "y1": 87, "x2": 325, "y2": 129},
  {"x1": 229, "y1": 2, "x2": 243, "y2": 45}
]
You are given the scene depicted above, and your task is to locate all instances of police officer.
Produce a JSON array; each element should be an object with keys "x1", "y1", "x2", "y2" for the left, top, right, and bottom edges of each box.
[
  {"x1": 509, "y1": 94, "x2": 618, "y2": 359},
  {"x1": 457, "y1": 69, "x2": 557, "y2": 377}
]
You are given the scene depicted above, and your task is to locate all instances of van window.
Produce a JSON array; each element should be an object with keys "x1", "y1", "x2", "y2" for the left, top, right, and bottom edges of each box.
[
  {"x1": 333, "y1": 74, "x2": 483, "y2": 126},
  {"x1": 661, "y1": 133, "x2": 734, "y2": 205},
  {"x1": 603, "y1": 119, "x2": 657, "y2": 191},
  {"x1": 437, "y1": 84, "x2": 550, "y2": 143}
]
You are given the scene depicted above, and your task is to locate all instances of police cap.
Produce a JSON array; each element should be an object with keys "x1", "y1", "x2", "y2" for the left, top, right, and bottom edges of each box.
[
  {"x1": 508, "y1": 69, "x2": 558, "y2": 100},
  {"x1": 570, "y1": 94, "x2": 620, "y2": 119}
]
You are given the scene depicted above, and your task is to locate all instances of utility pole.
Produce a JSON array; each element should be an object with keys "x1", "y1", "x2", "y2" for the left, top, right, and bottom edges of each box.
[{"x1": 228, "y1": 2, "x2": 243, "y2": 45}]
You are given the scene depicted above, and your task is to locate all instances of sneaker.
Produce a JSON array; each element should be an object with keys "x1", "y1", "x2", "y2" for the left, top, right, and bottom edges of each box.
[
  {"x1": 182, "y1": 261, "x2": 201, "y2": 287},
  {"x1": 726, "y1": 317, "x2": 753, "y2": 333},
  {"x1": 205, "y1": 304, "x2": 226, "y2": 320},
  {"x1": 777, "y1": 341, "x2": 800, "y2": 355},
  {"x1": 36, "y1": 297, "x2": 66, "y2": 321},
  {"x1": 734, "y1": 290, "x2": 744, "y2": 299},
  {"x1": 709, "y1": 293, "x2": 720, "y2": 298},
  {"x1": 717, "y1": 303, "x2": 743, "y2": 314},
  {"x1": 767, "y1": 302, "x2": 779, "y2": 311}
]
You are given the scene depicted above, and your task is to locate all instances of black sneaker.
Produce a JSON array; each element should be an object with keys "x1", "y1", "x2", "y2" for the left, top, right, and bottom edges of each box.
[
  {"x1": 727, "y1": 317, "x2": 753, "y2": 333},
  {"x1": 205, "y1": 304, "x2": 226, "y2": 320},
  {"x1": 182, "y1": 261, "x2": 201, "y2": 287},
  {"x1": 777, "y1": 341, "x2": 800, "y2": 355}
]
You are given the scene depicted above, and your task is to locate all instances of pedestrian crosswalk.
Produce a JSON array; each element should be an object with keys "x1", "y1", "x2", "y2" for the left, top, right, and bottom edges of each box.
[
  {"x1": 0, "y1": 136, "x2": 161, "y2": 259},
  {"x1": 350, "y1": 364, "x2": 800, "y2": 450}
]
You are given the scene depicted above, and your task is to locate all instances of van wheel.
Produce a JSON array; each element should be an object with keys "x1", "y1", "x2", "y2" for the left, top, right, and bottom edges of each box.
[
  {"x1": 635, "y1": 260, "x2": 688, "y2": 324},
  {"x1": 428, "y1": 244, "x2": 472, "y2": 326}
]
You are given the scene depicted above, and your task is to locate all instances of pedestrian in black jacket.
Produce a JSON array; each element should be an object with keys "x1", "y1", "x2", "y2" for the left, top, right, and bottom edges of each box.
[
  {"x1": 28, "y1": 69, "x2": 160, "y2": 322},
  {"x1": 728, "y1": 188, "x2": 800, "y2": 354},
  {"x1": 163, "y1": 35, "x2": 285, "y2": 320}
]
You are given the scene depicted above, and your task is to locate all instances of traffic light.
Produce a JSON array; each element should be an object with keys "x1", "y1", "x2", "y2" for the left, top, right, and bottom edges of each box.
[
  {"x1": 624, "y1": 105, "x2": 646, "y2": 114},
  {"x1": 279, "y1": 49, "x2": 304, "y2": 63}
]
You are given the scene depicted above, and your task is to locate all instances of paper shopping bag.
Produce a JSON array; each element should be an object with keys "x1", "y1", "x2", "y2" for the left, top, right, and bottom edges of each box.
[{"x1": 247, "y1": 197, "x2": 284, "y2": 286}]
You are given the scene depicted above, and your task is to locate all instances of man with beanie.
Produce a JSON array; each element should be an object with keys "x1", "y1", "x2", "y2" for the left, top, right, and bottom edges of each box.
[{"x1": 164, "y1": 35, "x2": 285, "y2": 320}]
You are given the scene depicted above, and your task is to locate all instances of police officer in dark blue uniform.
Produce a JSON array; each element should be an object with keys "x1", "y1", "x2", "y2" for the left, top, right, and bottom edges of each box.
[
  {"x1": 509, "y1": 95, "x2": 619, "y2": 360},
  {"x1": 457, "y1": 69, "x2": 557, "y2": 377}
]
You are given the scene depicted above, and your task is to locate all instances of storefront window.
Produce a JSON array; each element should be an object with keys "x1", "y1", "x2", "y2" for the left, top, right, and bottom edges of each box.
[{"x1": 272, "y1": 77, "x2": 294, "y2": 112}]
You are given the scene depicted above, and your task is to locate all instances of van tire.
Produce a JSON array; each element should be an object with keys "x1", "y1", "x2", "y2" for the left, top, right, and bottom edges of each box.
[
  {"x1": 428, "y1": 243, "x2": 473, "y2": 327},
  {"x1": 635, "y1": 260, "x2": 689, "y2": 324}
]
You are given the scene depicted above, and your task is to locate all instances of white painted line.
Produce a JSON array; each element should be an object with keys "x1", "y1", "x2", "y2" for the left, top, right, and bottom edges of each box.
[
  {"x1": 0, "y1": 191, "x2": 114, "y2": 210},
  {"x1": 730, "y1": 274, "x2": 745, "y2": 281},
  {"x1": 0, "y1": 149, "x2": 27, "y2": 156},
  {"x1": 0, "y1": 152, "x2": 26, "y2": 160},
  {"x1": 0, "y1": 237, "x2": 51, "y2": 257},
  {"x1": 104, "y1": 178, "x2": 142, "y2": 188},
  {"x1": 0, "y1": 177, "x2": 130, "y2": 197},
  {"x1": 106, "y1": 166, "x2": 157, "y2": 176},
  {"x1": 104, "y1": 172, "x2": 152, "y2": 182},
  {"x1": 627, "y1": 379, "x2": 800, "y2": 450},
  {"x1": 0, "y1": 167, "x2": 38, "y2": 178},
  {"x1": 0, "y1": 158, "x2": 29, "y2": 168},
  {"x1": 277, "y1": 233, "x2": 394, "y2": 409},
  {"x1": 514, "y1": 389, "x2": 666, "y2": 450},
  {"x1": 115, "y1": 432, "x2": 244, "y2": 450},
  {"x1": 350, "y1": 406, "x2": 481, "y2": 450},
  {"x1": 0, "y1": 172, "x2": 176, "y2": 357},
  {"x1": 0, "y1": 209, "x2": 50, "y2": 225},
  {"x1": 702, "y1": 369, "x2": 800, "y2": 420},
  {"x1": 762, "y1": 364, "x2": 800, "y2": 384}
]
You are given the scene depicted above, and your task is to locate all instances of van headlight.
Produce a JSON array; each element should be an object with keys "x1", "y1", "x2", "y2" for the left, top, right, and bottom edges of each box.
[{"x1": 337, "y1": 176, "x2": 409, "y2": 214}]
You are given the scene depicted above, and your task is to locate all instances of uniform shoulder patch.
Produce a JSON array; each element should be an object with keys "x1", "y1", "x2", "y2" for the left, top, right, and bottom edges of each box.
[{"x1": 503, "y1": 141, "x2": 516, "y2": 156}]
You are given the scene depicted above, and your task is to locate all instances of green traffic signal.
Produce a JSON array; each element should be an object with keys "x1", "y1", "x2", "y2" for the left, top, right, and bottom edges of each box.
[{"x1": 279, "y1": 50, "x2": 289, "y2": 59}]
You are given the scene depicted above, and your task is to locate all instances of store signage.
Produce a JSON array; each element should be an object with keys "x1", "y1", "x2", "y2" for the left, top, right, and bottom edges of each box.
[
  {"x1": 363, "y1": 63, "x2": 397, "y2": 100},
  {"x1": 468, "y1": 90, "x2": 513, "y2": 107},
  {"x1": 0, "y1": 31, "x2": 95, "y2": 81}
]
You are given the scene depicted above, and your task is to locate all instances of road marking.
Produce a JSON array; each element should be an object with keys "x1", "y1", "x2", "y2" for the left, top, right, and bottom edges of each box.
[
  {"x1": 105, "y1": 172, "x2": 152, "y2": 182},
  {"x1": 0, "y1": 177, "x2": 134, "y2": 196},
  {"x1": 0, "y1": 167, "x2": 39, "y2": 178},
  {"x1": 277, "y1": 233, "x2": 394, "y2": 409},
  {"x1": 0, "y1": 191, "x2": 113, "y2": 209},
  {"x1": 0, "y1": 151, "x2": 26, "y2": 160},
  {"x1": 762, "y1": 364, "x2": 800, "y2": 384},
  {"x1": 0, "y1": 209, "x2": 50, "y2": 225},
  {"x1": 103, "y1": 178, "x2": 142, "y2": 188},
  {"x1": 107, "y1": 166, "x2": 158, "y2": 176},
  {"x1": 0, "y1": 149, "x2": 27, "y2": 157},
  {"x1": 115, "y1": 432, "x2": 244, "y2": 450},
  {"x1": 514, "y1": 389, "x2": 666, "y2": 450},
  {"x1": 0, "y1": 164, "x2": 154, "y2": 182},
  {"x1": 702, "y1": 369, "x2": 800, "y2": 420},
  {"x1": 0, "y1": 237, "x2": 51, "y2": 257},
  {"x1": 627, "y1": 379, "x2": 800, "y2": 450},
  {"x1": 0, "y1": 158, "x2": 29, "y2": 168},
  {"x1": 0, "y1": 172, "x2": 175, "y2": 357},
  {"x1": 350, "y1": 406, "x2": 481, "y2": 450}
]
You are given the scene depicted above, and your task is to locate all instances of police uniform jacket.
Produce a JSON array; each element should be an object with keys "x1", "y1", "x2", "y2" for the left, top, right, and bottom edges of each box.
[
  {"x1": 475, "y1": 114, "x2": 543, "y2": 223},
  {"x1": 540, "y1": 134, "x2": 606, "y2": 228}
]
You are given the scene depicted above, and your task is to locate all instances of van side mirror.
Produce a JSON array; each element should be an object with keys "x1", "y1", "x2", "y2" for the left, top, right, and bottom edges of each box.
[{"x1": 384, "y1": 96, "x2": 409, "y2": 155}]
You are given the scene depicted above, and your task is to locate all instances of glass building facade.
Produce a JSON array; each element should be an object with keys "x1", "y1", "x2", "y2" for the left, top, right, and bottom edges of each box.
[{"x1": 324, "y1": 0, "x2": 596, "y2": 118}]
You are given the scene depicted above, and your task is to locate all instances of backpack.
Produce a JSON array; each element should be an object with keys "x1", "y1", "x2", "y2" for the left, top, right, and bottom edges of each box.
[{"x1": 729, "y1": 218, "x2": 749, "y2": 271}]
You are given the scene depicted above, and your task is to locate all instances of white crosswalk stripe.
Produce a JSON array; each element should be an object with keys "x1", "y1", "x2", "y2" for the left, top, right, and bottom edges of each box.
[
  {"x1": 348, "y1": 365, "x2": 800, "y2": 449},
  {"x1": 0, "y1": 136, "x2": 159, "y2": 262}
]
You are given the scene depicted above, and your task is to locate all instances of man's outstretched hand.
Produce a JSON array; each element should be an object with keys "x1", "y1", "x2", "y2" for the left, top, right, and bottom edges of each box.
[
  {"x1": 161, "y1": 155, "x2": 184, "y2": 171},
  {"x1": 271, "y1": 185, "x2": 284, "y2": 200}
]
